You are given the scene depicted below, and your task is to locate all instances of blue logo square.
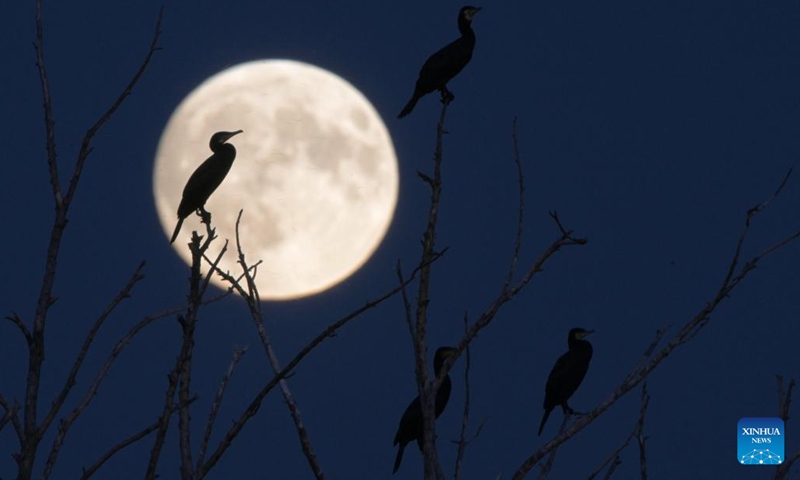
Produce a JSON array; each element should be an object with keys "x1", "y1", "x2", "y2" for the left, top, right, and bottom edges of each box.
[{"x1": 738, "y1": 417, "x2": 784, "y2": 465}]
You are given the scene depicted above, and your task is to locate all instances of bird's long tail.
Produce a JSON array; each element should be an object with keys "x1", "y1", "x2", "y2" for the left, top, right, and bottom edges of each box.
[
  {"x1": 538, "y1": 409, "x2": 551, "y2": 436},
  {"x1": 392, "y1": 443, "x2": 406, "y2": 474},
  {"x1": 398, "y1": 95, "x2": 419, "y2": 119},
  {"x1": 170, "y1": 217, "x2": 184, "y2": 244}
]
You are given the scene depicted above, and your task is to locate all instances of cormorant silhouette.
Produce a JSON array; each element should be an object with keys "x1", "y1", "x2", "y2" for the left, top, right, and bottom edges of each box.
[
  {"x1": 393, "y1": 347, "x2": 457, "y2": 474},
  {"x1": 398, "y1": 6, "x2": 481, "y2": 118},
  {"x1": 538, "y1": 328, "x2": 594, "y2": 436},
  {"x1": 170, "y1": 130, "x2": 243, "y2": 244}
]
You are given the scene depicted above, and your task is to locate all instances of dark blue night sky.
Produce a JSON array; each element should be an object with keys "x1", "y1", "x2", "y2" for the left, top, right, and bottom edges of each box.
[{"x1": 2, "y1": 1, "x2": 799, "y2": 479}]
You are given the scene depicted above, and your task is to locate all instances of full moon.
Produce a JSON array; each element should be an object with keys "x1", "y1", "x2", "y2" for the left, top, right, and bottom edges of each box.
[{"x1": 153, "y1": 60, "x2": 399, "y2": 300}]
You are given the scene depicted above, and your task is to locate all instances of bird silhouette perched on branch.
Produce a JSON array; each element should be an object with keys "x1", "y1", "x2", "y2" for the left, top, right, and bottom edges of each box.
[
  {"x1": 538, "y1": 328, "x2": 595, "y2": 436},
  {"x1": 392, "y1": 346, "x2": 457, "y2": 474},
  {"x1": 398, "y1": 6, "x2": 481, "y2": 118},
  {"x1": 170, "y1": 130, "x2": 243, "y2": 244}
]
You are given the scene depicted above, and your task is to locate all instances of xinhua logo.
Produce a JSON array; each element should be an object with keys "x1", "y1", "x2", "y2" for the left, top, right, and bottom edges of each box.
[{"x1": 738, "y1": 417, "x2": 784, "y2": 465}]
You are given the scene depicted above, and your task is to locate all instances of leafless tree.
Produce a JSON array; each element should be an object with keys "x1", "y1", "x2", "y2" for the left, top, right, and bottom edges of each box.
[
  {"x1": 2, "y1": 4, "x2": 439, "y2": 479},
  {"x1": 2, "y1": 3, "x2": 798, "y2": 480}
]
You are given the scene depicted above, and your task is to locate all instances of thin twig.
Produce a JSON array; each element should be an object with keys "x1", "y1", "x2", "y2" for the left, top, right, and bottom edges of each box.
[
  {"x1": 396, "y1": 261, "x2": 416, "y2": 342},
  {"x1": 636, "y1": 384, "x2": 650, "y2": 480},
  {"x1": 200, "y1": 239, "x2": 229, "y2": 300},
  {"x1": 503, "y1": 117, "x2": 525, "y2": 291},
  {"x1": 537, "y1": 415, "x2": 569, "y2": 480},
  {"x1": 34, "y1": 0, "x2": 60, "y2": 203},
  {"x1": 0, "y1": 396, "x2": 23, "y2": 445},
  {"x1": 145, "y1": 363, "x2": 180, "y2": 480},
  {"x1": 586, "y1": 434, "x2": 632, "y2": 480},
  {"x1": 41, "y1": 262, "x2": 146, "y2": 437},
  {"x1": 601, "y1": 456, "x2": 622, "y2": 480},
  {"x1": 454, "y1": 313, "x2": 471, "y2": 480},
  {"x1": 746, "y1": 167, "x2": 793, "y2": 219},
  {"x1": 63, "y1": 7, "x2": 163, "y2": 207},
  {"x1": 4, "y1": 313, "x2": 31, "y2": 344},
  {"x1": 197, "y1": 347, "x2": 247, "y2": 469},
  {"x1": 624, "y1": 328, "x2": 669, "y2": 384},
  {"x1": 80, "y1": 398, "x2": 194, "y2": 480}
]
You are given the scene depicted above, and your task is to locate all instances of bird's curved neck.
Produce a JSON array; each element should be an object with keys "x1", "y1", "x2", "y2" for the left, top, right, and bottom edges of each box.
[
  {"x1": 568, "y1": 338, "x2": 592, "y2": 354},
  {"x1": 458, "y1": 20, "x2": 475, "y2": 37},
  {"x1": 211, "y1": 142, "x2": 235, "y2": 155},
  {"x1": 434, "y1": 358, "x2": 449, "y2": 377}
]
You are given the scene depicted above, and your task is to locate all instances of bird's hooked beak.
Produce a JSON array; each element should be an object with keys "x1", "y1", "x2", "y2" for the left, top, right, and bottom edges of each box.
[
  {"x1": 577, "y1": 329, "x2": 596, "y2": 339},
  {"x1": 465, "y1": 6, "x2": 482, "y2": 21},
  {"x1": 221, "y1": 130, "x2": 244, "y2": 144}
]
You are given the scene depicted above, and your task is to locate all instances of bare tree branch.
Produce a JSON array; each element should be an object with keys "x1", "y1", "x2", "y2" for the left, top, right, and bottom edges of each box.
[
  {"x1": 206, "y1": 211, "x2": 324, "y2": 479},
  {"x1": 41, "y1": 274, "x2": 183, "y2": 479},
  {"x1": 80, "y1": 398, "x2": 194, "y2": 480},
  {"x1": 432, "y1": 117, "x2": 587, "y2": 408},
  {"x1": 512, "y1": 172, "x2": 799, "y2": 480},
  {"x1": 396, "y1": 261, "x2": 416, "y2": 342},
  {"x1": 147, "y1": 215, "x2": 220, "y2": 480},
  {"x1": 453, "y1": 313, "x2": 471, "y2": 480},
  {"x1": 196, "y1": 347, "x2": 247, "y2": 469},
  {"x1": 0, "y1": 396, "x2": 23, "y2": 446},
  {"x1": 747, "y1": 167, "x2": 792, "y2": 218},
  {"x1": 601, "y1": 457, "x2": 622, "y2": 480},
  {"x1": 40, "y1": 262, "x2": 146, "y2": 437},
  {"x1": 415, "y1": 101, "x2": 451, "y2": 480},
  {"x1": 34, "y1": 0, "x2": 60, "y2": 203},
  {"x1": 18, "y1": 3, "x2": 163, "y2": 478},
  {"x1": 587, "y1": 437, "x2": 631, "y2": 479},
  {"x1": 582, "y1": 385, "x2": 654, "y2": 480},
  {"x1": 636, "y1": 384, "x2": 650, "y2": 480},
  {"x1": 145, "y1": 363, "x2": 180, "y2": 480},
  {"x1": 537, "y1": 415, "x2": 569, "y2": 480},
  {"x1": 453, "y1": 312, "x2": 485, "y2": 480},
  {"x1": 623, "y1": 328, "x2": 668, "y2": 385},
  {"x1": 198, "y1": 240, "x2": 446, "y2": 478},
  {"x1": 503, "y1": 117, "x2": 525, "y2": 291},
  {"x1": 411, "y1": 112, "x2": 586, "y2": 479},
  {"x1": 436, "y1": 212, "x2": 586, "y2": 392},
  {"x1": 63, "y1": 7, "x2": 164, "y2": 207},
  {"x1": 4, "y1": 312, "x2": 31, "y2": 344},
  {"x1": 177, "y1": 219, "x2": 222, "y2": 479}
]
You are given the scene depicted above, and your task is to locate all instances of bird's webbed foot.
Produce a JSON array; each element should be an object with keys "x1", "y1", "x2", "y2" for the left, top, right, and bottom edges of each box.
[{"x1": 439, "y1": 87, "x2": 455, "y2": 105}]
